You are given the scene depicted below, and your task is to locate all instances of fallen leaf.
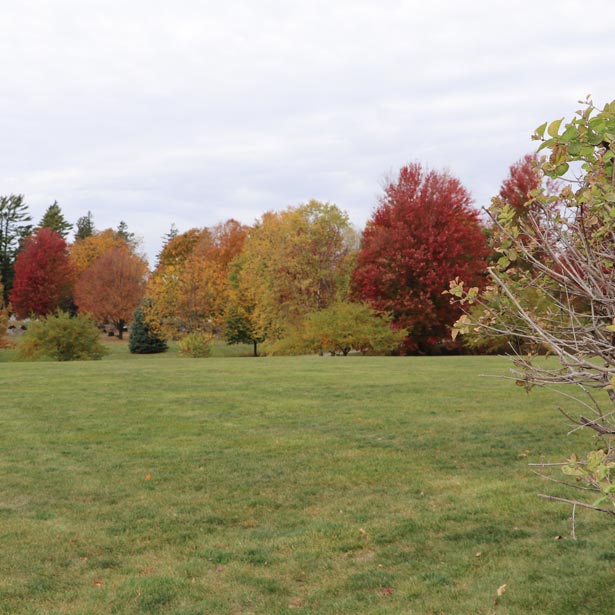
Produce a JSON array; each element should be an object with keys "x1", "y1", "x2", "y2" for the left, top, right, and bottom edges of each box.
[
  {"x1": 358, "y1": 528, "x2": 367, "y2": 537},
  {"x1": 554, "y1": 535, "x2": 565, "y2": 540},
  {"x1": 497, "y1": 584, "x2": 507, "y2": 597},
  {"x1": 93, "y1": 580, "x2": 104, "y2": 587},
  {"x1": 216, "y1": 565, "x2": 224, "y2": 572},
  {"x1": 475, "y1": 552, "x2": 482, "y2": 558},
  {"x1": 145, "y1": 473, "x2": 152, "y2": 481},
  {"x1": 380, "y1": 587, "x2": 393, "y2": 595}
]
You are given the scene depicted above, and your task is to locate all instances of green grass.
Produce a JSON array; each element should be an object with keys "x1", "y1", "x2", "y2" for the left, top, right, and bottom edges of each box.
[{"x1": 0, "y1": 351, "x2": 613, "y2": 614}]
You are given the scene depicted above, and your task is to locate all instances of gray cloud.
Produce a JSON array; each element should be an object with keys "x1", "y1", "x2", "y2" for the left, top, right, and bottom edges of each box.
[{"x1": 1, "y1": 0, "x2": 613, "y2": 264}]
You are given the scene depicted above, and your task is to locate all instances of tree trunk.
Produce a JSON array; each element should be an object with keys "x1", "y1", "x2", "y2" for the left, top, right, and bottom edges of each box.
[
  {"x1": 116, "y1": 320, "x2": 125, "y2": 340},
  {"x1": 253, "y1": 340, "x2": 258, "y2": 357}
]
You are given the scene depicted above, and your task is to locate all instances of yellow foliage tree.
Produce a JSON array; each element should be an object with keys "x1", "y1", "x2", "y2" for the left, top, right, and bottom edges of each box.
[{"x1": 236, "y1": 200, "x2": 358, "y2": 342}]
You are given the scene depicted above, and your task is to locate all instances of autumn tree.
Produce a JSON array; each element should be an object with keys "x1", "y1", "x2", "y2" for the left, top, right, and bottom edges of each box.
[
  {"x1": 352, "y1": 163, "x2": 489, "y2": 354},
  {"x1": 70, "y1": 228, "x2": 134, "y2": 276},
  {"x1": 0, "y1": 194, "x2": 32, "y2": 302},
  {"x1": 236, "y1": 201, "x2": 358, "y2": 343},
  {"x1": 74, "y1": 247, "x2": 148, "y2": 338},
  {"x1": 38, "y1": 201, "x2": 72, "y2": 238},
  {"x1": 451, "y1": 98, "x2": 615, "y2": 518},
  {"x1": 10, "y1": 228, "x2": 74, "y2": 319},
  {"x1": 145, "y1": 220, "x2": 247, "y2": 339}
]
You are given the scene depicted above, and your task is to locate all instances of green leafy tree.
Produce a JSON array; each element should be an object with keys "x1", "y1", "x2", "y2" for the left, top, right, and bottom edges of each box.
[
  {"x1": 0, "y1": 194, "x2": 32, "y2": 302},
  {"x1": 224, "y1": 303, "x2": 263, "y2": 357},
  {"x1": 450, "y1": 97, "x2": 615, "y2": 518},
  {"x1": 75, "y1": 211, "x2": 95, "y2": 241},
  {"x1": 17, "y1": 312, "x2": 108, "y2": 361},
  {"x1": 38, "y1": 201, "x2": 72, "y2": 238},
  {"x1": 129, "y1": 304, "x2": 168, "y2": 354}
]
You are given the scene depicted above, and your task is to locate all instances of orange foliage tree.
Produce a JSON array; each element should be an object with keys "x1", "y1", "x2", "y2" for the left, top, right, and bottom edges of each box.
[
  {"x1": 74, "y1": 247, "x2": 148, "y2": 338},
  {"x1": 145, "y1": 220, "x2": 247, "y2": 339},
  {"x1": 70, "y1": 229, "x2": 132, "y2": 276}
]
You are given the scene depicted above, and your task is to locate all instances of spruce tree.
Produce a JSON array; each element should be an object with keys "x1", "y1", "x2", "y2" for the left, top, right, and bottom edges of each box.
[
  {"x1": 129, "y1": 305, "x2": 168, "y2": 354},
  {"x1": 75, "y1": 211, "x2": 95, "y2": 240},
  {"x1": 39, "y1": 201, "x2": 72, "y2": 238}
]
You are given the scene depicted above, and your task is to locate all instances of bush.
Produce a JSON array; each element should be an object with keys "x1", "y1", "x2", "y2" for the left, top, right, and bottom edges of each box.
[
  {"x1": 129, "y1": 305, "x2": 168, "y2": 354},
  {"x1": 269, "y1": 301, "x2": 406, "y2": 356},
  {"x1": 177, "y1": 332, "x2": 212, "y2": 358},
  {"x1": 17, "y1": 312, "x2": 109, "y2": 361}
]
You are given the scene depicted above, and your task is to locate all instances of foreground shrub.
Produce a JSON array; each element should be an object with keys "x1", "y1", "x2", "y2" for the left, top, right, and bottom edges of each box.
[
  {"x1": 17, "y1": 312, "x2": 108, "y2": 361},
  {"x1": 178, "y1": 332, "x2": 212, "y2": 358}
]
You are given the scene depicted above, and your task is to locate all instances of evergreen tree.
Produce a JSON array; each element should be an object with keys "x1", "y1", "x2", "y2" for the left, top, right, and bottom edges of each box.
[
  {"x1": 38, "y1": 201, "x2": 72, "y2": 238},
  {"x1": 116, "y1": 220, "x2": 137, "y2": 247},
  {"x1": 129, "y1": 304, "x2": 168, "y2": 354},
  {"x1": 75, "y1": 211, "x2": 95, "y2": 241},
  {"x1": 0, "y1": 194, "x2": 32, "y2": 303}
]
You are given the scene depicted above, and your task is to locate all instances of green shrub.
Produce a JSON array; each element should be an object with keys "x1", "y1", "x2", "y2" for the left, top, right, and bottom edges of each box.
[
  {"x1": 16, "y1": 312, "x2": 108, "y2": 361},
  {"x1": 177, "y1": 332, "x2": 212, "y2": 358},
  {"x1": 270, "y1": 301, "x2": 406, "y2": 356}
]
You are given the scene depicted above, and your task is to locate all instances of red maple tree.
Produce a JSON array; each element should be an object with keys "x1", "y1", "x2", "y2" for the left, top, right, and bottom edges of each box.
[
  {"x1": 10, "y1": 228, "x2": 74, "y2": 318},
  {"x1": 352, "y1": 163, "x2": 489, "y2": 354},
  {"x1": 74, "y1": 247, "x2": 148, "y2": 339},
  {"x1": 498, "y1": 153, "x2": 543, "y2": 212}
]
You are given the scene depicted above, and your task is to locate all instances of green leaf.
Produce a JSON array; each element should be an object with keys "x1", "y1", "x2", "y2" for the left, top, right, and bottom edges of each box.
[
  {"x1": 534, "y1": 122, "x2": 548, "y2": 139},
  {"x1": 548, "y1": 118, "x2": 564, "y2": 138},
  {"x1": 554, "y1": 163, "x2": 570, "y2": 177},
  {"x1": 560, "y1": 125, "x2": 578, "y2": 142}
]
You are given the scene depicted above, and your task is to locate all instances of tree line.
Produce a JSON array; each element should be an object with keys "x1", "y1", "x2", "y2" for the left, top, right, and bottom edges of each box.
[{"x1": 0, "y1": 156, "x2": 542, "y2": 356}]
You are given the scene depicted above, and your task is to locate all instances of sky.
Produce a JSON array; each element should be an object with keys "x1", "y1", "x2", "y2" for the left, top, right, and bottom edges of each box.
[{"x1": 1, "y1": 0, "x2": 613, "y2": 265}]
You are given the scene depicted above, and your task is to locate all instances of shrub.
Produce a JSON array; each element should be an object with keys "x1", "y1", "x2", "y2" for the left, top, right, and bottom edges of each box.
[
  {"x1": 16, "y1": 312, "x2": 108, "y2": 361},
  {"x1": 177, "y1": 332, "x2": 212, "y2": 358}
]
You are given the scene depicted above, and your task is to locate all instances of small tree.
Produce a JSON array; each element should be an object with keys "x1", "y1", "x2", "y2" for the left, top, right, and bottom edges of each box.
[
  {"x1": 451, "y1": 97, "x2": 615, "y2": 518},
  {"x1": 17, "y1": 312, "x2": 108, "y2": 361},
  {"x1": 129, "y1": 304, "x2": 168, "y2": 354}
]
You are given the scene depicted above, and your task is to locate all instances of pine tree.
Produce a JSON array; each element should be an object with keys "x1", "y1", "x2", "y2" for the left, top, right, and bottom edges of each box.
[
  {"x1": 39, "y1": 201, "x2": 72, "y2": 238},
  {"x1": 0, "y1": 194, "x2": 32, "y2": 303},
  {"x1": 129, "y1": 304, "x2": 168, "y2": 354}
]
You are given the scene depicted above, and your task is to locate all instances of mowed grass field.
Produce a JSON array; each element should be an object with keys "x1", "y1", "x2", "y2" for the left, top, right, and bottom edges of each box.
[{"x1": 0, "y1": 344, "x2": 614, "y2": 614}]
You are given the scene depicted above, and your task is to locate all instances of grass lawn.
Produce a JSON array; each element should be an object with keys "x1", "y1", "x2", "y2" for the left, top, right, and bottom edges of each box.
[{"x1": 0, "y1": 348, "x2": 613, "y2": 614}]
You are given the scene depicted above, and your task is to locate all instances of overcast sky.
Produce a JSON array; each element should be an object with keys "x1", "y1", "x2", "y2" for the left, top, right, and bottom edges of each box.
[{"x1": 1, "y1": 0, "x2": 613, "y2": 264}]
